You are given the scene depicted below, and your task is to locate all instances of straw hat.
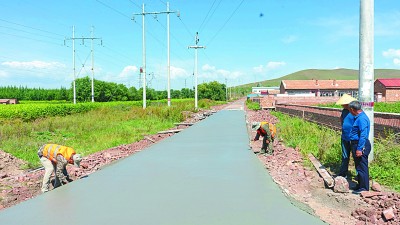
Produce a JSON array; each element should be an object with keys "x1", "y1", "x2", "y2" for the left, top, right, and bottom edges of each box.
[
  {"x1": 72, "y1": 154, "x2": 82, "y2": 167},
  {"x1": 336, "y1": 94, "x2": 356, "y2": 105},
  {"x1": 251, "y1": 122, "x2": 261, "y2": 130}
]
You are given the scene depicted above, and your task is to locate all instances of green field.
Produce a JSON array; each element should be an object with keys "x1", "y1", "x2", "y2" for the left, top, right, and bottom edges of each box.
[{"x1": 0, "y1": 99, "x2": 223, "y2": 168}]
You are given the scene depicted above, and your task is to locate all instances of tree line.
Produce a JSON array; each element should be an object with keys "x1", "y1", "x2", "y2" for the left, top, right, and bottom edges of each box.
[{"x1": 0, "y1": 77, "x2": 228, "y2": 102}]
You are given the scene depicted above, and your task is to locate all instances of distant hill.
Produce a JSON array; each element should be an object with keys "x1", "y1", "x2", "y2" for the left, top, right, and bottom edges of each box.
[{"x1": 240, "y1": 68, "x2": 400, "y2": 90}]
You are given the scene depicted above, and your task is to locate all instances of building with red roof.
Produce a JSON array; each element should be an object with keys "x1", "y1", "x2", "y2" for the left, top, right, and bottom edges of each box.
[
  {"x1": 280, "y1": 80, "x2": 358, "y2": 97},
  {"x1": 374, "y1": 78, "x2": 400, "y2": 102}
]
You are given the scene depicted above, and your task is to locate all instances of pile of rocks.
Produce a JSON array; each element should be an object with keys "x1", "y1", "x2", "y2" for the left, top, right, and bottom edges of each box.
[{"x1": 353, "y1": 191, "x2": 400, "y2": 225}]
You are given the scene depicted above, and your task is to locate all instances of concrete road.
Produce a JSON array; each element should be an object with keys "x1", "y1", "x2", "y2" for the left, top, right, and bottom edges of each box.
[{"x1": 0, "y1": 106, "x2": 326, "y2": 225}]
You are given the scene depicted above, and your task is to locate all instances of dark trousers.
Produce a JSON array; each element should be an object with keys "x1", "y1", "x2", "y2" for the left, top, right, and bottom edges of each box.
[
  {"x1": 339, "y1": 139, "x2": 351, "y2": 176},
  {"x1": 351, "y1": 140, "x2": 371, "y2": 191}
]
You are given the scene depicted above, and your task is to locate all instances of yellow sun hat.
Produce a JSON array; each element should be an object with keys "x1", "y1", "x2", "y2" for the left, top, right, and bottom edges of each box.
[{"x1": 336, "y1": 94, "x2": 356, "y2": 105}]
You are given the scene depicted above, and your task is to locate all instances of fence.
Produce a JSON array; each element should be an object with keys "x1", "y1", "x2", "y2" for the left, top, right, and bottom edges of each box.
[{"x1": 275, "y1": 104, "x2": 400, "y2": 138}]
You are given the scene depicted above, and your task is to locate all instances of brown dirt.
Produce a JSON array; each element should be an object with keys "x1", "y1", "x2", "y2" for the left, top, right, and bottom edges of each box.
[{"x1": 1, "y1": 100, "x2": 399, "y2": 225}]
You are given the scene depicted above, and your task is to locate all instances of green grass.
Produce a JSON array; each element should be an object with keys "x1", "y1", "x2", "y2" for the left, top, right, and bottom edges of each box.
[
  {"x1": 0, "y1": 99, "x2": 221, "y2": 168},
  {"x1": 271, "y1": 111, "x2": 400, "y2": 192},
  {"x1": 319, "y1": 102, "x2": 400, "y2": 113},
  {"x1": 245, "y1": 100, "x2": 261, "y2": 110}
]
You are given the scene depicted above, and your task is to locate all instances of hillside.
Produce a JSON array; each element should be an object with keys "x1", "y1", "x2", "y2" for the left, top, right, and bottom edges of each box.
[{"x1": 240, "y1": 68, "x2": 400, "y2": 91}]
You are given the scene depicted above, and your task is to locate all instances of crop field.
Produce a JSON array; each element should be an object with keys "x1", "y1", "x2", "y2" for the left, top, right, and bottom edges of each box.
[{"x1": 0, "y1": 99, "x2": 223, "y2": 168}]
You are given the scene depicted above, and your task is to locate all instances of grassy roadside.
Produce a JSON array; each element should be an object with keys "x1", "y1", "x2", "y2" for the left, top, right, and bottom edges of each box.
[
  {"x1": 0, "y1": 99, "x2": 223, "y2": 169},
  {"x1": 271, "y1": 111, "x2": 400, "y2": 192}
]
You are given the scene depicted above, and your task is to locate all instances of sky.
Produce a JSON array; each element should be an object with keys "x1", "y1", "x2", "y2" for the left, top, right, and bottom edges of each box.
[{"x1": 1, "y1": 0, "x2": 400, "y2": 90}]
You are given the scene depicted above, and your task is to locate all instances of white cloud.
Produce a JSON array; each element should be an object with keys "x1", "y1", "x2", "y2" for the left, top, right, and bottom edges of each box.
[
  {"x1": 253, "y1": 61, "x2": 286, "y2": 73},
  {"x1": 1, "y1": 60, "x2": 65, "y2": 70},
  {"x1": 200, "y1": 64, "x2": 242, "y2": 80},
  {"x1": 383, "y1": 49, "x2": 400, "y2": 58},
  {"x1": 282, "y1": 35, "x2": 298, "y2": 44},
  {"x1": 119, "y1": 65, "x2": 138, "y2": 79},
  {"x1": 253, "y1": 65, "x2": 264, "y2": 73},
  {"x1": 394, "y1": 58, "x2": 400, "y2": 66},
  {"x1": 382, "y1": 49, "x2": 400, "y2": 67},
  {"x1": 170, "y1": 66, "x2": 189, "y2": 79},
  {"x1": 266, "y1": 61, "x2": 286, "y2": 69}
]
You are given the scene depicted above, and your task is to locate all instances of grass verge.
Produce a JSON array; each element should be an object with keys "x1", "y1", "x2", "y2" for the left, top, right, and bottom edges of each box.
[
  {"x1": 0, "y1": 99, "x2": 221, "y2": 168},
  {"x1": 271, "y1": 111, "x2": 400, "y2": 192}
]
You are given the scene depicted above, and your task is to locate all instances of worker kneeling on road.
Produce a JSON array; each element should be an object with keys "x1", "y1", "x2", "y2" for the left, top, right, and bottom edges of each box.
[
  {"x1": 37, "y1": 144, "x2": 82, "y2": 193},
  {"x1": 252, "y1": 122, "x2": 276, "y2": 156}
]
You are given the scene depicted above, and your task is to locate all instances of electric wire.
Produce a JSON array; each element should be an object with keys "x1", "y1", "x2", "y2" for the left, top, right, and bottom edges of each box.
[
  {"x1": 0, "y1": 18, "x2": 65, "y2": 37},
  {"x1": 0, "y1": 25, "x2": 61, "y2": 41},
  {"x1": 206, "y1": 0, "x2": 245, "y2": 46},
  {"x1": 129, "y1": 0, "x2": 142, "y2": 9},
  {"x1": 199, "y1": 0, "x2": 222, "y2": 34},
  {"x1": 95, "y1": 0, "x2": 131, "y2": 19},
  {"x1": 0, "y1": 31, "x2": 63, "y2": 46},
  {"x1": 198, "y1": 0, "x2": 217, "y2": 33},
  {"x1": 178, "y1": 17, "x2": 195, "y2": 39},
  {"x1": 154, "y1": 18, "x2": 193, "y2": 60}
]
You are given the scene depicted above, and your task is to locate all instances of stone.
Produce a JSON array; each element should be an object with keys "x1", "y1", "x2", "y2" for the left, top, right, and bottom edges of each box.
[
  {"x1": 333, "y1": 176, "x2": 349, "y2": 193},
  {"x1": 382, "y1": 207, "x2": 395, "y2": 221},
  {"x1": 371, "y1": 181, "x2": 382, "y2": 192},
  {"x1": 361, "y1": 191, "x2": 383, "y2": 198},
  {"x1": 80, "y1": 163, "x2": 89, "y2": 169},
  {"x1": 369, "y1": 214, "x2": 378, "y2": 224}
]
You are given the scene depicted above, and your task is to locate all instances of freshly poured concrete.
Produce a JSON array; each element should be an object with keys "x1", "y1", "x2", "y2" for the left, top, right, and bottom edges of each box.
[{"x1": 0, "y1": 109, "x2": 326, "y2": 225}]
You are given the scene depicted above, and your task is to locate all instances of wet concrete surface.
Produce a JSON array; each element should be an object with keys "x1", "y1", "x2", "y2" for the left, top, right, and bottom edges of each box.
[{"x1": 0, "y1": 106, "x2": 326, "y2": 225}]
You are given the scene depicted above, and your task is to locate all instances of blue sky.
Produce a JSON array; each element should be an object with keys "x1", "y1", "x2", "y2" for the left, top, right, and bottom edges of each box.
[{"x1": 1, "y1": 0, "x2": 400, "y2": 90}]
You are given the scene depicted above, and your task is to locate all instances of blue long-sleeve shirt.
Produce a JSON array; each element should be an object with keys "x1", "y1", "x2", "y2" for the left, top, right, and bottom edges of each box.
[
  {"x1": 341, "y1": 108, "x2": 355, "y2": 141},
  {"x1": 349, "y1": 111, "x2": 370, "y2": 151}
]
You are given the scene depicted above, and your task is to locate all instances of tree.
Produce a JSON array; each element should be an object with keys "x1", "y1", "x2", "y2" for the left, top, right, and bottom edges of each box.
[{"x1": 198, "y1": 81, "x2": 226, "y2": 101}]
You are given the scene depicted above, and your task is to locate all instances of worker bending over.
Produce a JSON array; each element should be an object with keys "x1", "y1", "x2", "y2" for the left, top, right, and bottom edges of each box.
[
  {"x1": 38, "y1": 144, "x2": 82, "y2": 193},
  {"x1": 252, "y1": 122, "x2": 276, "y2": 156}
]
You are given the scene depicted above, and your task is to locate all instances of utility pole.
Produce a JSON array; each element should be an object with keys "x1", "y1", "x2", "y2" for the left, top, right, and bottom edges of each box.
[
  {"x1": 188, "y1": 32, "x2": 205, "y2": 109},
  {"x1": 133, "y1": 2, "x2": 179, "y2": 108},
  {"x1": 65, "y1": 26, "x2": 101, "y2": 104},
  {"x1": 225, "y1": 78, "x2": 228, "y2": 101},
  {"x1": 90, "y1": 26, "x2": 103, "y2": 102},
  {"x1": 359, "y1": 0, "x2": 374, "y2": 162}
]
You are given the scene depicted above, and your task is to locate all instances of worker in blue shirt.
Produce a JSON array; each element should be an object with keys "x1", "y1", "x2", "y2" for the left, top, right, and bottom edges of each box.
[
  {"x1": 336, "y1": 94, "x2": 356, "y2": 178},
  {"x1": 348, "y1": 101, "x2": 371, "y2": 194}
]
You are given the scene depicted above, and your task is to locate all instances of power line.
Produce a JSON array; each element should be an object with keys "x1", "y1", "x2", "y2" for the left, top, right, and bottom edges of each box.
[
  {"x1": 133, "y1": 3, "x2": 179, "y2": 108},
  {"x1": 178, "y1": 17, "x2": 195, "y2": 39},
  {"x1": 154, "y1": 19, "x2": 193, "y2": 60},
  {"x1": 0, "y1": 18, "x2": 64, "y2": 37},
  {"x1": 128, "y1": 0, "x2": 142, "y2": 9},
  {"x1": 95, "y1": 0, "x2": 131, "y2": 19},
  {"x1": 0, "y1": 24, "x2": 61, "y2": 41},
  {"x1": 65, "y1": 26, "x2": 102, "y2": 104},
  {"x1": 198, "y1": 0, "x2": 221, "y2": 33},
  {"x1": 206, "y1": 0, "x2": 245, "y2": 46},
  {"x1": 0, "y1": 31, "x2": 63, "y2": 46}
]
